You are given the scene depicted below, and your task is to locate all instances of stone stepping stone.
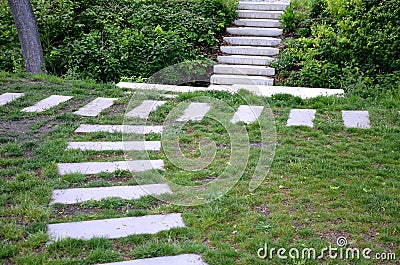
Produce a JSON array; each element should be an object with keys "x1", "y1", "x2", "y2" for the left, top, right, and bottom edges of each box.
[
  {"x1": 75, "y1": 124, "x2": 163, "y2": 134},
  {"x1": 230, "y1": 105, "x2": 264, "y2": 124},
  {"x1": 342, "y1": 110, "x2": 371, "y2": 129},
  {"x1": 126, "y1": 100, "x2": 166, "y2": 119},
  {"x1": 50, "y1": 184, "x2": 172, "y2": 205},
  {"x1": 176, "y1": 102, "x2": 211, "y2": 122},
  {"x1": 286, "y1": 109, "x2": 316, "y2": 128},
  {"x1": 0, "y1": 92, "x2": 24, "y2": 106},
  {"x1": 47, "y1": 213, "x2": 185, "y2": 241},
  {"x1": 74, "y1": 97, "x2": 117, "y2": 117},
  {"x1": 57, "y1": 160, "x2": 164, "y2": 175},
  {"x1": 21, "y1": 95, "x2": 72, "y2": 113},
  {"x1": 98, "y1": 254, "x2": 208, "y2": 265},
  {"x1": 66, "y1": 141, "x2": 161, "y2": 151}
]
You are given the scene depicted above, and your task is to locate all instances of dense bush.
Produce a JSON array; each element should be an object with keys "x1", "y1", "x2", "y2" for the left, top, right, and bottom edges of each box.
[
  {"x1": 275, "y1": 0, "x2": 400, "y2": 94},
  {"x1": 0, "y1": 0, "x2": 237, "y2": 82}
]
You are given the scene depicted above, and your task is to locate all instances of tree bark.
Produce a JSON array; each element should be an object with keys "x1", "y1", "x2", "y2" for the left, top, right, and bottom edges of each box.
[{"x1": 8, "y1": 0, "x2": 45, "y2": 74}]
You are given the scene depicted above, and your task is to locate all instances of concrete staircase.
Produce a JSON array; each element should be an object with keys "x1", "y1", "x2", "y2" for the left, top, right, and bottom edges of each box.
[{"x1": 210, "y1": 1, "x2": 288, "y2": 86}]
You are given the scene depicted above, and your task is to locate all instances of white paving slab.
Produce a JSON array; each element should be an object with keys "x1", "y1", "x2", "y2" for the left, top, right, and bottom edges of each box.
[
  {"x1": 57, "y1": 160, "x2": 164, "y2": 175},
  {"x1": 74, "y1": 97, "x2": 117, "y2": 117},
  {"x1": 230, "y1": 85, "x2": 345, "y2": 99},
  {"x1": 48, "y1": 213, "x2": 185, "y2": 241},
  {"x1": 230, "y1": 105, "x2": 264, "y2": 124},
  {"x1": 176, "y1": 102, "x2": 211, "y2": 122},
  {"x1": 75, "y1": 124, "x2": 163, "y2": 134},
  {"x1": 98, "y1": 254, "x2": 208, "y2": 265},
  {"x1": 21, "y1": 95, "x2": 72, "y2": 112},
  {"x1": 0, "y1": 93, "x2": 24, "y2": 106},
  {"x1": 126, "y1": 100, "x2": 166, "y2": 119},
  {"x1": 286, "y1": 109, "x2": 316, "y2": 127},
  {"x1": 342, "y1": 110, "x2": 371, "y2": 129},
  {"x1": 50, "y1": 184, "x2": 172, "y2": 204},
  {"x1": 66, "y1": 141, "x2": 161, "y2": 151}
]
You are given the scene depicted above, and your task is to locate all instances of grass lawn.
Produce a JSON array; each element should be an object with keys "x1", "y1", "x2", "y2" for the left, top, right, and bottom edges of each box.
[{"x1": 0, "y1": 71, "x2": 399, "y2": 264}]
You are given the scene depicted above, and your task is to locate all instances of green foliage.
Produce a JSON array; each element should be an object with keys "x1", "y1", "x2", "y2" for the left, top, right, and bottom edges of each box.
[
  {"x1": 274, "y1": 0, "x2": 400, "y2": 94},
  {"x1": 0, "y1": 0, "x2": 237, "y2": 82},
  {"x1": 281, "y1": 5, "x2": 296, "y2": 33}
]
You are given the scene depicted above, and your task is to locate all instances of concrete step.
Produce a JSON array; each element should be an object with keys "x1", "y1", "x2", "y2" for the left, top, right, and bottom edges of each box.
[
  {"x1": 223, "y1": 36, "x2": 281, "y2": 46},
  {"x1": 75, "y1": 124, "x2": 163, "y2": 134},
  {"x1": 66, "y1": 141, "x2": 161, "y2": 151},
  {"x1": 210, "y1": 74, "x2": 274, "y2": 86},
  {"x1": 50, "y1": 184, "x2": 172, "y2": 204},
  {"x1": 57, "y1": 160, "x2": 164, "y2": 175},
  {"x1": 217, "y1": 55, "x2": 275, "y2": 66},
  {"x1": 21, "y1": 95, "x2": 73, "y2": 113},
  {"x1": 230, "y1": 105, "x2": 264, "y2": 124},
  {"x1": 221, "y1": 46, "x2": 279, "y2": 56},
  {"x1": 342, "y1": 110, "x2": 371, "y2": 129},
  {"x1": 238, "y1": 10, "x2": 283, "y2": 19},
  {"x1": 234, "y1": 18, "x2": 281, "y2": 28},
  {"x1": 286, "y1": 109, "x2": 317, "y2": 128},
  {"x1": 176, "y1": 102, "x2": 211, "y2": 122},
  {"x1": 0, "y1": 93, "x2": 24, "y2": 106},
  {"x1": 47, "y1": 213, "x2": 185, "y2": 241},
  {"x1": 74, "y1": 97, "x2": 117, "y2": 117},
  {"x1": 213, "y1": 64, "x2": 275, "y2": 76},
  {"x1": 98, "y1": 254, "x2": 209, "y2": 265},
  {"x1": 238, "y1": 2, "x2": 288, "y2": 11},
  {"x1": 227, "y1": 27, "x2": 282, "y2": 37}
]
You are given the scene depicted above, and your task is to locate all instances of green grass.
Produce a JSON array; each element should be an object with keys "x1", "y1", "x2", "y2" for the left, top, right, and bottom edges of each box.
[{"x1": 0, "y1": 71, "x2": 399, "y2": 264}]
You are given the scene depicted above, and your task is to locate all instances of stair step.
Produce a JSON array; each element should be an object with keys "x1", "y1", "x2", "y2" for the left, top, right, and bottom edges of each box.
[
  {"x1": 47, "y1": 214, "x2": 185, "y2": 241},
  {"x1": 210, "y1": 74, "x2": 274, "y2": 86},
  {"x1": 50, "y1": 184, "x2": 172, "y2": 204},
  {"x1": 98, "y1": 254, "x2": 209, "y2": 265},
  {"x1": 223, "y1": 36, "x2": 281, "y2": 46},
  {"x1": 238, "y1": 10, "x2": 283, "y2": 19},
  {"x1": 227, "y1": 27, "x2": 283, "y2": 37},
  {"x1": 214, "y1": 64, "x2": 275, "y2": 76},
  {"x1": 238, "y1": 2, "x2": 288, "y2": 11},
  {"x1": 221, "y1": 46, "x2": 279, "y2": 56},
  {"x1": 234, "y1": 18, "x2": 281, "y2": 28},
  {"x1": 217, "y1": 55, "x2": 275, "y2": 66}
]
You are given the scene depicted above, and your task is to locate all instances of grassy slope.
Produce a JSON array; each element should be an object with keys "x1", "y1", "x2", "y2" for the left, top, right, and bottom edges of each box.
[{"x1": 0, "y1": 72, "x2": 399, "y2": 264}]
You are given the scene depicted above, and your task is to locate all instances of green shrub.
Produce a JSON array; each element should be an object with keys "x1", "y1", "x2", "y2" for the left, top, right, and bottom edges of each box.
[{"x1": 0, "y1": 0, "x2": 237, "y2": 82}]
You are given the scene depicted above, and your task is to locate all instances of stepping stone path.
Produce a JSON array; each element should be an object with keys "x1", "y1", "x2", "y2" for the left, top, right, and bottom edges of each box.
[
  {"x1": 211, "y1": 1, "x2": 288, "y2": 86},
  {"x1": 342, "y1": 110, "x2": 371, "y2": 129},
  {"x1": 0, "y1": 92, "x2": 24, "y2": 106},
  {"x1": 126, "y1": 100, "x2": 166, "y2": 118},
  {"x1": 48, "y1": 213, "x2": 185, "y2": 240},
  {"x1": 57, "y1": 160, "x2": 164, "y2": 175},
  {"x1": 231, "y1": 105, "x2": 264, "y2": 124},
  {"x1": 286, "y1": 109, "x2": 316, "y2": 127},
  {"x1": 50, "y1": 184, "x2": 172, "y2": 204},
  {"x1": 21, "y1": 95, "x2": 72, "y2": 112},
  {"x1": 99, "y1": 254, "x2": 208, "y2": 265},
  {"x1": 66, "y1": 141, "x2": 161, "y2": 151},
  {"x1": 74, "y1": 97, "x2": 117, "y2": 117},
  {"x1": 176, "y1": 102, "x2": 212, "y2": 122}
]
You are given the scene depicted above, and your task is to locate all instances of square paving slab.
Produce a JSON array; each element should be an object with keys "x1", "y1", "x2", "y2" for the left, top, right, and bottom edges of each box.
[
  {"x1": 74, "y1": 97, "x2": 117, "y2": 117},
  {"x1": 230, "y1": 105, "x2": 264, "y2": 124},
  {"x1": 286, "y1": 109, "x2": 316, "y2": 127},
  {"x1": 0, "y1": 92, "x2": 24, "y2": 106},
  {"x1": 342, "y1": 110, "x2": 371, "y2": 129}
]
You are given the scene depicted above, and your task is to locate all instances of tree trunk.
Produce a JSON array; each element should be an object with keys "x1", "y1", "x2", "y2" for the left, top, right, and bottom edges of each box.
[{"x1": 8, "y1": 0, "x2": 45, "y2": 74}]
